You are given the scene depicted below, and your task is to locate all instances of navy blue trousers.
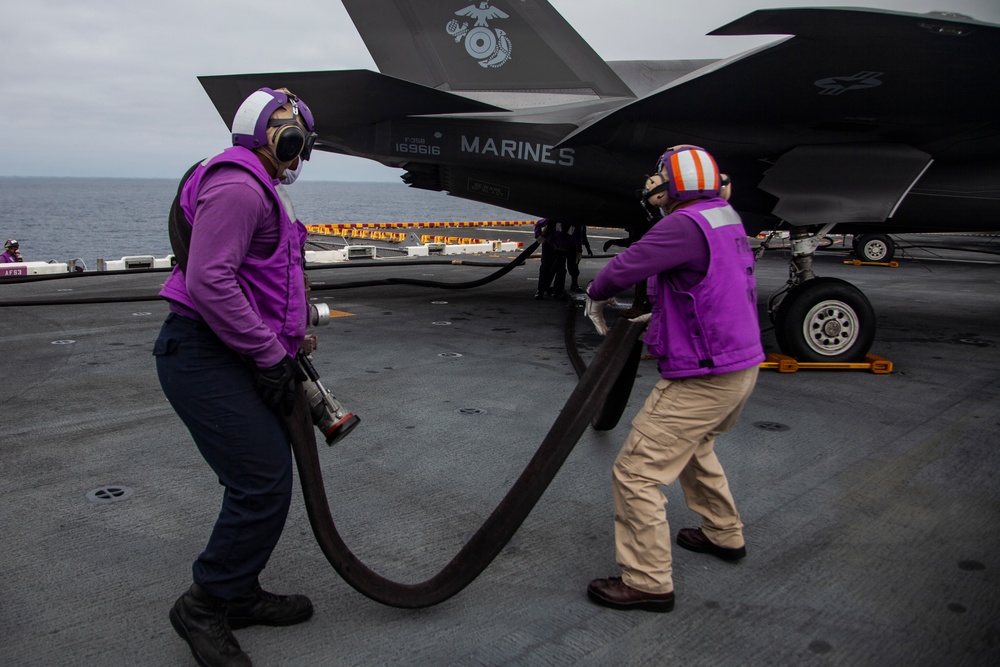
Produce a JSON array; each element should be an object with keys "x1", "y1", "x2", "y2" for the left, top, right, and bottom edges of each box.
[
  {"x1": 154, "y1": 313, "x2": 293, "y2": 600},
  {"x1": 537, "y1": 246, "x2": 576, "y2": 293}
]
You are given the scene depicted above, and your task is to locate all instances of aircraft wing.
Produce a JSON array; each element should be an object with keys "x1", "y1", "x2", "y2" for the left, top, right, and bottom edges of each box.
[
  {"x1": 560, "y1": 7, "x2": 999, "y2": 225},
  {"x1": 564, "y1": 8, "x2": 1000, "y2": 146},
  {"x1": 340, "y1": 0, "x2": 634, "y2": 98}
]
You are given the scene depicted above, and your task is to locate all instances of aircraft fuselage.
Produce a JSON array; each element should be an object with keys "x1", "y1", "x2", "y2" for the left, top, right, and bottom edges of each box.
[{"x1": 337, "y1": 116, "x2": 1000, "y2": 237}]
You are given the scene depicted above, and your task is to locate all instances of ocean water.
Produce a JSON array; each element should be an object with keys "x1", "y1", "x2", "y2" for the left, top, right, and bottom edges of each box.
[{"x1": 0, "y1": 177, "x2": 526, "y2": 267}]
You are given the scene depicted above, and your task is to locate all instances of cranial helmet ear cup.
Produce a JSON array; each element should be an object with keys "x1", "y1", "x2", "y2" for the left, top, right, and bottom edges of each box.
[
  {"x1": 273, "y1": 125, "x2": 306, "y2": 162},
  {"x1": 643, "y1": 173, "x2": 670, "y2": 207},
  {"x1": 638, "y1": 173, "x2": 671, "y2": 221},
  {"x1": 232, "y1": 87, "x2": 313, "y2": 145}
]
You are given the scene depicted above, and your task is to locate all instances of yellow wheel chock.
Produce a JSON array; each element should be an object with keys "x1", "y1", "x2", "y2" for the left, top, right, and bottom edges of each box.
[
  {"x1": 844, "y1": 259, "x2": 899, "y2": 268},
  {"x1": 760, "y1": 353, "x2": 893, "y2": 374}
]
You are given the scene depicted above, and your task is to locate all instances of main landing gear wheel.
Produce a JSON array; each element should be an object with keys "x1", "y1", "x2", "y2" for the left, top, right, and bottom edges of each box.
[
  {"x1": 774, "y1": 277, "x2": 876, "y2": 362},
  {"x1": 853, "y1": 234, "x2": 895, "y2": 262}
]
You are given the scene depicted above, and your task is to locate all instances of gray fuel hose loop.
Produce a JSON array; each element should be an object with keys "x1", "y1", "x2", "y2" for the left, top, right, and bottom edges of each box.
[{"x1": 283, "y1": 318, "x2": 647, "y2": 608}]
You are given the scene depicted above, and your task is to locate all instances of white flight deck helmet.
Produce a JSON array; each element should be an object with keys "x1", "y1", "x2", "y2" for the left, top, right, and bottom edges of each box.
[{"x1": 231, "y1": 87, "x2": 317, "y2": 163}]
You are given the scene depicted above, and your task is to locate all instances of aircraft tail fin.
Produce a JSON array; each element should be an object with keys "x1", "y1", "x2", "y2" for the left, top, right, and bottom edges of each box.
[{"x1": 341, "y1": 0, "x2": 634, "y2": 98}]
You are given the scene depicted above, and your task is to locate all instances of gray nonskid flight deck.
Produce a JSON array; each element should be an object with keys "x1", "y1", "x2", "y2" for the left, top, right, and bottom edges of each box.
[{"x1": 1, "y1": 237, "x2": 998, "y2": 666}]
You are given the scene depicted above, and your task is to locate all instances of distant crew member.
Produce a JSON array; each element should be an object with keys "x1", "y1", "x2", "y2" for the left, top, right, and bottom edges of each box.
[
  {"x1": 533, "y1": 218, "x2": 584, "y2": 298},
  {"x1": 1, "y1": 239, "x2": 23, "y2": 263},
  {"x1": 154, "y1": 87, "x2": 319, "y2": 666},
  {"x1": 533, "y1": 219, "x2": 554, "y2": 298},
  {"x1": 569, "y1": 225, "x2": 593, "y2": 293},
  {"x1": 584, "y1": 145, "x2": 764, "y2": 612}
]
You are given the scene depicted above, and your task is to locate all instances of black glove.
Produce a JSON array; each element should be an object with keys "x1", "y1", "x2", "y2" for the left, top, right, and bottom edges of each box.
[{"x1": 255, "y1": 356, "x2": 305, "y2": 415}]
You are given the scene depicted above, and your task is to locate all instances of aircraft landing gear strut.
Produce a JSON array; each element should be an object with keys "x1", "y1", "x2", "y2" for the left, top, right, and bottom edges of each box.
[{"x1": 766, "y1": 225, "x2": 876, "y2": 362}]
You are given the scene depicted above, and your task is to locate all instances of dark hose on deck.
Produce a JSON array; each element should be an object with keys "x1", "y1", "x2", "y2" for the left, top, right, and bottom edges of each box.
[
  {"x1": 0, "y1": 242, "x2": 541, "y2": 307},
  {"x1": 306, "y1": 241, "x2": 539, "y2": 291},
  {"x1": 562, "y1": 296, "x2": 645, "y2": 431},
  {"x1": 283, "y1": 318, "x2": 647, "y2": 608}
]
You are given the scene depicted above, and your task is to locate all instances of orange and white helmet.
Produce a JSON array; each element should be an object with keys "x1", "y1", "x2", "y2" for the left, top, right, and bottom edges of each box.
[{"x1": 654, "y1": 145, "x2": 722, "y2": 201}]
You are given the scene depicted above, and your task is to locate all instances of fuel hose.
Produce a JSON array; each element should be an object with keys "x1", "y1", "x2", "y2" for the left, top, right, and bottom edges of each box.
[
  {"x1": 562, "y1": 296, "x2": 644, "y2": 431},
  {"x1": 3, "y1": 238, "x2": 647, "y2": 607},
  {"x1": 283, "y1": 317, "x2": 647, "y2": 609},
  {"x1": 306, "y1": 240, "x2": 540, "y2": 291},
  {"x1": 0, "y1": 242, "x2": 542, "y2": 307}
]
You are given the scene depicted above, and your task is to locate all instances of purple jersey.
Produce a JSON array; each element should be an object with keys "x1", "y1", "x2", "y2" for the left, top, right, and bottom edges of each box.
[
  {"x1": 591, "y1": 199, "x2": 763, "y2": 377},
  {"x1": 160, "y1": 147, "x2": 307, "y2": 367}
]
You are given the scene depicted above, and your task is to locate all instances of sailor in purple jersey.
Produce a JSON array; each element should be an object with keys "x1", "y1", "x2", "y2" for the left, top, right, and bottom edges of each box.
[
  {"x1": 154, "y1": 87, "x2": 318, "y2": 667},
  {"x1": 584, "y1": 146, "x2": 764, "y2": 613},
  {"x1": 1, "y1": 239, "x2": 22, "y2": 263},
  {"x1": 533, "y1": 218, "x2": 588, "y2": 298}
]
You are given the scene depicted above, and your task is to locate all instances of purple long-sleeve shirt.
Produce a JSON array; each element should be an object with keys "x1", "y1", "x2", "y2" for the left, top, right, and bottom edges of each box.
[
  {"x1": 592, "y1": 199, "x2": 763, "y2": 377},
  {"x1": 589, "y1": 214, "x2": 709, "y2": 299}
]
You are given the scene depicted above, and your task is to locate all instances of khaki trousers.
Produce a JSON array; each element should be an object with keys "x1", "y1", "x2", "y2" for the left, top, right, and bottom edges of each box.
[{"x1": 612, "y1": 366, "x2": 758, "y2": 593}]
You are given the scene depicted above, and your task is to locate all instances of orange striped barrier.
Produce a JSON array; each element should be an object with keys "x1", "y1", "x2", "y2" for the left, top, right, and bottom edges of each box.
[{"x1": 305, "y1": 220, "x2": 538, "y2": 233}]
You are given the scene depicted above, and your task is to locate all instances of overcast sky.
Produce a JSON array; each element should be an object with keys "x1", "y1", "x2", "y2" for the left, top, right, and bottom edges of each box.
[{"x1": 3, "y1": 0, "x2": 998, "y2": 182}]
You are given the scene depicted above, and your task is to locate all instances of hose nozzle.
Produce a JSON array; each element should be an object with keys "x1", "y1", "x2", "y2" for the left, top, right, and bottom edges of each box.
[{"x1": 296, "y1": 350, "x2": 360, "y2": 446}]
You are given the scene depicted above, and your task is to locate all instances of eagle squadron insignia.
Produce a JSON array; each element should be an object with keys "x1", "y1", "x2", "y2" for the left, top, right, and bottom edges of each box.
[{"x1": 446, "y1": 2, "x2": 513, "y2": 68}]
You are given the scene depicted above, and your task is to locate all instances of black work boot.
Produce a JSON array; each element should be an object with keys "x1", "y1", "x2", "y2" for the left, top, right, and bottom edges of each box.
[
  {"x1": 169, "y1": 584, "x2": 252, "y2": 667},
  {"x1": 226, "y1": 582, "x2": 314, "y2": 630}
]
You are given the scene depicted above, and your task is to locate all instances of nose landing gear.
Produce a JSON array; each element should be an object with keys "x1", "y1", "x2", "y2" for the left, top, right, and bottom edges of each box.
[
  {"x1": 773, "y1": 277, "x2": 875, "y2": 362},
  {"x1": 766, "y1": 226, "x2": 876, "y2": 362}
]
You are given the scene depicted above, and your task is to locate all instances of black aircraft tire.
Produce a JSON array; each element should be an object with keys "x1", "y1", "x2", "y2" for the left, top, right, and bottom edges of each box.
[
  {"x1": 855, "y1": 234, "x2": 895, "y2": 262},
  {"x1": 773, "y1": 277, "x2": 876, "y2": 362}
]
